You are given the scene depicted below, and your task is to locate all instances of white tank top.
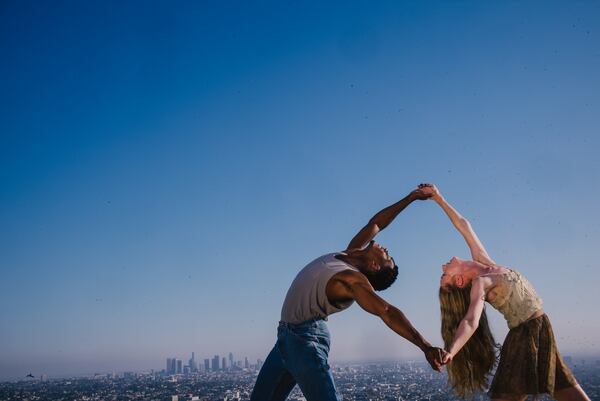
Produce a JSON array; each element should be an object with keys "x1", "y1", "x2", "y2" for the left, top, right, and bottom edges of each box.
[{"x1": 280, "y1": 253, "x2": 358, "y2": 323}]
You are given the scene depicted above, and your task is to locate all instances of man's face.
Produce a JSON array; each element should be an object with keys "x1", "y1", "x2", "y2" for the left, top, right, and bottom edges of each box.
[{"x1": 365, "y1": 241, "x2": 395, "y2": 272}]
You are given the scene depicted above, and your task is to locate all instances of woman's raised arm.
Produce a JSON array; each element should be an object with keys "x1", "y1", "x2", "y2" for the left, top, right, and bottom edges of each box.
[{"x1": 421, "y1": 184, "x2": 496, "y2": 266}]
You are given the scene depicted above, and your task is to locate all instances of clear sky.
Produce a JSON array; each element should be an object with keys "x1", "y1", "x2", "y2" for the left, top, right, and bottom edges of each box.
[{"x1": 1, "y1": 1, "x2": 599, "y2": 380}]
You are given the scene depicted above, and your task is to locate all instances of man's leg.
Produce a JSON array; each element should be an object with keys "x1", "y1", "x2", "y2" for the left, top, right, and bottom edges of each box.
[
  {"x1": 292, "y1": 342, "x2": 341, "y2": 401},
  {"x1": 250, "y1": 341, "x2": 296, "y2": 401},
  {"x1": 294, "y1": 359, "x2": 340, "y2": 400},
  {"x1": 282, "y1": 322, "x2": 342, "y2": 401}
]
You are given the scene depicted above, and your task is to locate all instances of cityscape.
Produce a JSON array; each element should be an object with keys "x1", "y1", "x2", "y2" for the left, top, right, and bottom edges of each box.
[
  {"x1": 1, "y1": 353, "x2": 599, "y2": 401},
  {"x1": 165, "y1": 353, "x2": 263, "y2": 377}
]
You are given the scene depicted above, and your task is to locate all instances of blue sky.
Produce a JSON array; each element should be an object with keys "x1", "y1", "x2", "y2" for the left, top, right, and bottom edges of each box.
[{"x1": 1, "y1": 1, "x2": 599, "y2": 379}]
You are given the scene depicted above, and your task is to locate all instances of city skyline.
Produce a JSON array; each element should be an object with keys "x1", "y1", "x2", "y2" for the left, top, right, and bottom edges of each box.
[
  {"x1": 3, "y1": 347, "x2": 599, "y2": 383},
  {"x1": 3, "y1": 359, "x2": 600, "y2": 400},
  {"x1": 7, "y1": 359, "x2": 598, "y2": 400},
  {"x1": 2, "y1": 0, "x2": 600, "y2": 381}
]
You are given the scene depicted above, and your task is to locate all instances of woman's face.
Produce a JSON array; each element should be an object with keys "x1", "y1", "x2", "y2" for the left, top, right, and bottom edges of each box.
[{"x1": 440, "y1": 256, "x2": 468, "y2": 290}]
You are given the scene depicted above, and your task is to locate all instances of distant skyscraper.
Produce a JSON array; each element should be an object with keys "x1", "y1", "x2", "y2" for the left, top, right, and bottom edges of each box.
[
  {"x1": 176, "y1": 359, "x2": 183, "y2": 374},
  {"x1": 244, "y1": 357, "x2": 249, "y2": 369},
  {"x1": 189, "y1": 352, "x2": 197, "y2": 372},
  {"x1": 167, "y1": 358, "x2": 176, "y2": 374},
  {"x1": 204, "y1": 358, "x2": 210, "y2": 371},
  {"x1": 229, "y1": 352, "x2": 234, "y2": 368},
  {"x1": 222, "y1": 357, "x2": 227, "y2": 370},
  {"x1": 212, "y1": 355, "x2": 220, "y2": 371}
]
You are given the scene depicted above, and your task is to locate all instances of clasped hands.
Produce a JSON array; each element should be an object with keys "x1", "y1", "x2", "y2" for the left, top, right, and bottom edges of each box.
[
  {"x1": 411, "y1": 182, "x2": 440, "y2": 200},
  {"x1": 424, "y1": 347, "x2": 453, "y2": 372}
]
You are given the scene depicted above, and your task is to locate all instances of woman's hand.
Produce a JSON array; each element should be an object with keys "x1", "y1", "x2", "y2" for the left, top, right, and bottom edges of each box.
[{"x1": 442, "y1": 350, "x2": 454, "y2": 365}]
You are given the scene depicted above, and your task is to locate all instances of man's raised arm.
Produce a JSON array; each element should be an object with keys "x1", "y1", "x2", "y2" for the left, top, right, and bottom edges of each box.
[{"x1": 346, "y1": 187, "x2": 432, "y2": 251}]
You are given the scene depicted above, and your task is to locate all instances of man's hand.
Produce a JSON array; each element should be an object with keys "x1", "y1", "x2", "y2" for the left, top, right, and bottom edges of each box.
[
  {"x1": 417, "y1": 183, "x2": 441, "y2": 200},
  {"x1": 424, "y1": 346, "x2": 446, "y2": 372}
]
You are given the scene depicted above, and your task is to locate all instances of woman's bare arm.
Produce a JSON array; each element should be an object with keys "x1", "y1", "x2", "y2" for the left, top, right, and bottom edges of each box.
[
  {"x1": 422, "y1": 184, "x2": 496, "y2": 266},
  {"x1": 444, "y1": 278, "x2": 487, "y2": 362}
]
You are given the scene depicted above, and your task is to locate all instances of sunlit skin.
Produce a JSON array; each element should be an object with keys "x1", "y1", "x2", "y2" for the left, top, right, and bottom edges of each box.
[{"x1": 421, "y1": 183, "x2": 591, "y2": 401}]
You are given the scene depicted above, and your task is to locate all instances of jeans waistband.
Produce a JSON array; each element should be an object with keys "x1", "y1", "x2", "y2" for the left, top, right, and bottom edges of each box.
[{"x1": 278, "y1": 318, "x2": 326, "y2": 330}]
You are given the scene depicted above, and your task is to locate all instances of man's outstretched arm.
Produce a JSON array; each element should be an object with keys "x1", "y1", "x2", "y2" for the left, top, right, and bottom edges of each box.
[
  {"x1": 346, "y1": 187, "x2": 432, "y2": 251},
  {"x1": 335, "y1": 271, "x2": 445, "y2": 370}
]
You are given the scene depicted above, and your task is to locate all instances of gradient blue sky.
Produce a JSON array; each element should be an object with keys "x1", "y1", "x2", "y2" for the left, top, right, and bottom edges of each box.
[{"x1": 1, "y1": 1, "x2": 599, "y2": 380}]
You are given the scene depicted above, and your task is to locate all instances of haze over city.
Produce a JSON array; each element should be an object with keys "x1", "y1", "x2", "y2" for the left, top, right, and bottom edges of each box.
[{"x1": 1, "y1": 0, "x2": 599, "y2": 381}]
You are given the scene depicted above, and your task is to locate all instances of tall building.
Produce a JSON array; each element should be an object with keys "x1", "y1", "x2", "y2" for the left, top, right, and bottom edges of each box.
[
  {"x1": 244, "y1": 357, "x2": 249, "y2": 369},
  {"x1": 212, "y1": 355, "x2": 220, "y2": 371},
  {"x1": 189, "y1": 352, "x2": 197, "y2": 372},
  {"x1": 222, "y1": 357, "x2": 227, "y2": 370},
  {"x1": 229, "y1": 352, "x2": 234, "y2": 368},
  {"x1": 176, "y1": 359, "x2": 183, "y2": 374},
  {"x1": 167, "y1": 358, "x2": 176, "y2": 374},
  {"x1": 204, "y1": 359, "x2": 210, "y2": 371}
]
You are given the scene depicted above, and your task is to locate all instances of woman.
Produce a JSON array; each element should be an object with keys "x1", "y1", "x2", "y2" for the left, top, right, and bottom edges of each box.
[{"x1": 421, "y1": 184, "x2": 590, "y2": 401}]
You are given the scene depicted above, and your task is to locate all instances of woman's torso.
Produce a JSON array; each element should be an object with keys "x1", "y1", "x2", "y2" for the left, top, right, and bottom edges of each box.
[{"x1": 478, "y1": 266, "x2": 544, "y2": 329}]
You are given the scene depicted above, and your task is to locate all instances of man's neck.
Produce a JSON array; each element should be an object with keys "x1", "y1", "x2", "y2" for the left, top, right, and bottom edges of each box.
[{"x1": 335, "y1": 252, "x2": 364, "y2": 272}]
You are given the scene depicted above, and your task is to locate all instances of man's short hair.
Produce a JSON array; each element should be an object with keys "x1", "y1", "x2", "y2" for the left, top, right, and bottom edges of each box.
[{"x1": 366, "y1": 264, "x2": 399, "y2": 291}]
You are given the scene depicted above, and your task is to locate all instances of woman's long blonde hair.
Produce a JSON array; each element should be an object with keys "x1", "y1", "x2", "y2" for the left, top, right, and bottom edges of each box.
[{"x1": 439, "y1": 285, "x2": 499, "y2": 398}]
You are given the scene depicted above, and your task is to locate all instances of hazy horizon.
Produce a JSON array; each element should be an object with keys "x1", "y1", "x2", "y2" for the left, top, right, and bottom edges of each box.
[
  {"x1": 4, "y1": 353, "x2": 600, "y2": 383},
  {"x1": 1, "y1": 1, "x2": 599, "y2": 381}
]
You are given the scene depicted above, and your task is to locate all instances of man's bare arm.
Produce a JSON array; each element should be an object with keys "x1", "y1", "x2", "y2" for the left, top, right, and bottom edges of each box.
[
  {"x1": 346, "y1": 188, "x2": 431, "y2": 251},
  {"x1": 334, "y1": 271, "x2": 444, "y2": 370}
]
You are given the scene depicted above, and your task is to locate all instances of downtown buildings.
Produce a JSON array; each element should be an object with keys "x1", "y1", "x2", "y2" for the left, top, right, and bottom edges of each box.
[{"x1": 165, "y1": 352, "x2": 258, "y2": 376}]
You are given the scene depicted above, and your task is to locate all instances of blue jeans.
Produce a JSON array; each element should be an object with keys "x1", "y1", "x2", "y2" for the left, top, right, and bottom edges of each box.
[{"x1": 250, "y1": 319, "x2": 342, "y2": 401}]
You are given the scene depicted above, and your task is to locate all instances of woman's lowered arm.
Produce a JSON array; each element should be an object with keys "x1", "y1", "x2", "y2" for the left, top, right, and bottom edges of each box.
[{"x1": 443, "y1": 278, "x2": 487, "y2": 363}]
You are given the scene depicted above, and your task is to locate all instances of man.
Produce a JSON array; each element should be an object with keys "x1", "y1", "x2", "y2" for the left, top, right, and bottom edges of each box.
[{"x1": 250, "y1": 185, "x2": 446, "y2": 401}]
